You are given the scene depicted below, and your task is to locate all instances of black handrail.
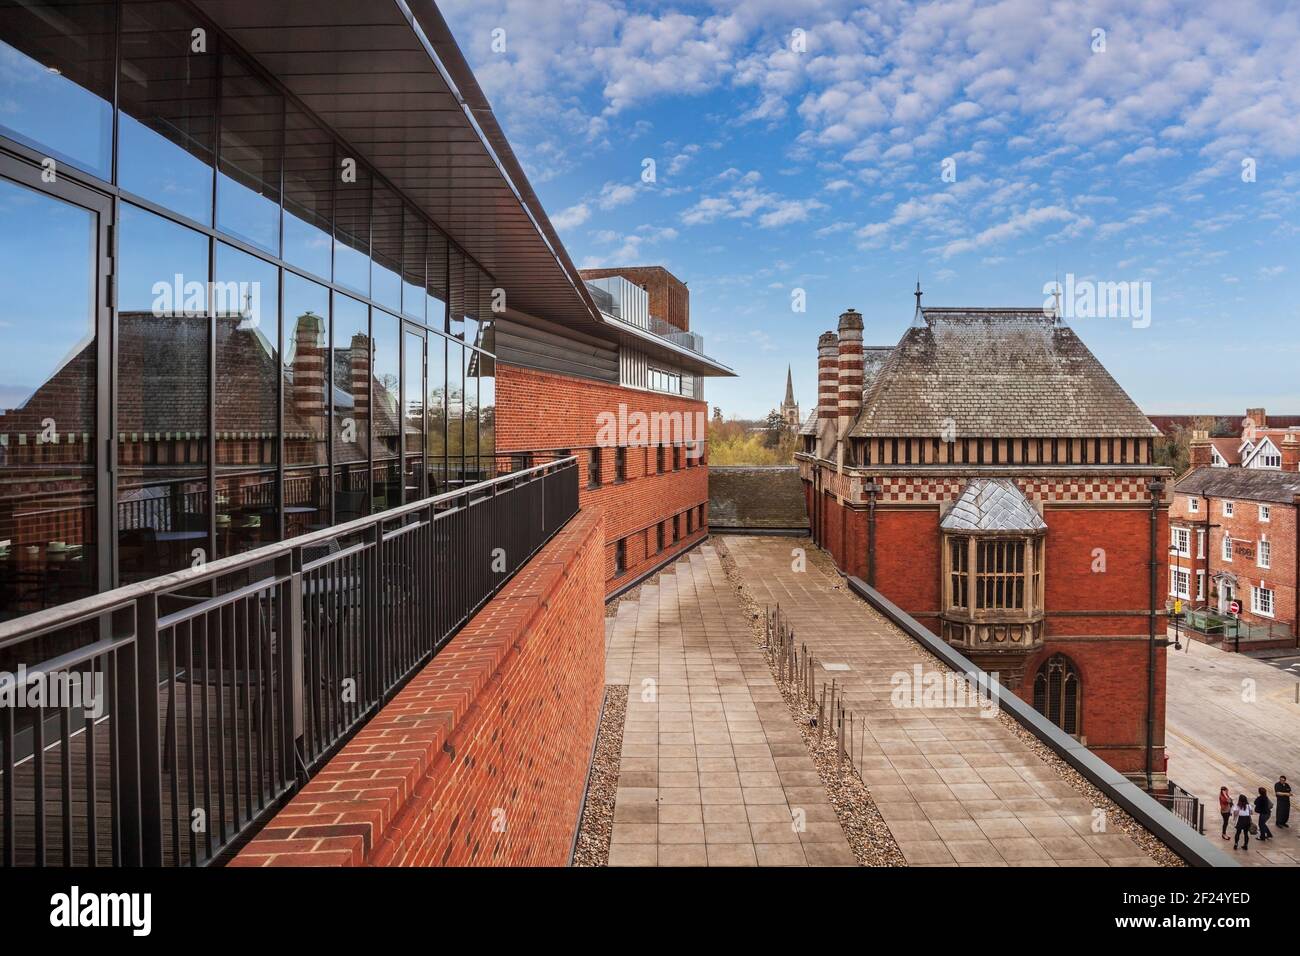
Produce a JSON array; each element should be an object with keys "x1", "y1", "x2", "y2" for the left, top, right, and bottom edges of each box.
[{"x1": 0, "y1": 455, "x2": 578, "y2": 867}]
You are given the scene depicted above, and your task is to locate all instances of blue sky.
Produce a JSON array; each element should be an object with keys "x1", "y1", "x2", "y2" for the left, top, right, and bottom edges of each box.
[{"x1": 440, "y1": 0, "x2": 1300, "y2": 420}]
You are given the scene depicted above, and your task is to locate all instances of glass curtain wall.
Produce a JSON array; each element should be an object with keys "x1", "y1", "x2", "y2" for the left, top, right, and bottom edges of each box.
[{"x1": 0, "y1": 0, "x2": 500, "y2": 615}]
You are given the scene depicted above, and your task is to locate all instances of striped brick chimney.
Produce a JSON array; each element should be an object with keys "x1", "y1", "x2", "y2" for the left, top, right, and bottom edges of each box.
[
  {"x1": 817, "y1": 331, "x2": 839, "y2": 431},
  {"x1": 292, "y1": 311, "x2": 325, "y2": 420},
  {"x1": 837, "y1": 309, "x2": 864, "y2": 438}
]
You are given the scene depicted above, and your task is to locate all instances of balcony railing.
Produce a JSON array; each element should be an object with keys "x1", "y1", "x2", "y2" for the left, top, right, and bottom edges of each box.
[
  {"x1": 0, "y1": 454, "x2": 578, "y2": 867},
  {"x1": 584, "y1": 275, "x2": 707, "y2": 356}
]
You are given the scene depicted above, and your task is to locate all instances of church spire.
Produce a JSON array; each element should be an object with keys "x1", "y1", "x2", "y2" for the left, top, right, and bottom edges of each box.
[{"x1": 784, "y1": 365, "x2": 795, "y2": 406}]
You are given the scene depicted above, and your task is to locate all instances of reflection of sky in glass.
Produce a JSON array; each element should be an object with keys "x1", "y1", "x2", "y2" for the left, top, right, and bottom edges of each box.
[
  {"x1": 372, "y1": 260, "x2": 400, "y2": 313},
  {"x1": 215, "y1": 242, "x2": 279, "y2": 343},
  {"x1": 0, "y1": 42, "x2": 112, "y2": 180},
  {"x1": 217, "y1": 172, "x2": 280, "y2": 255},
  {"x1": 334, "y1": 239, "x2": 369, "y2": 297},
  {"x1": 0, "y1": 177, "x2": 95, "y2": 411},
  {"x1": 118, "y1": 113, "x2": 214, "y2": 226},
  {"x1": 118, "y1": 203, "x2": 209, "y2": 313},
  {"x1": 284, "y1": 209, "x2": 332, "y2": 281}
]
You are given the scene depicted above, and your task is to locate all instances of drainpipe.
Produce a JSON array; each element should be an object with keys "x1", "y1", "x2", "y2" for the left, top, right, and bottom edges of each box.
[
  {"x1": 1294, "y1": 494, "x2": 1299, "y2": 648},
  {"x1": 866, "y1": 480, "x2": 879, "y2": 587},
  {"x1": 1147, "y1": 477, "x2": 1166, "y2": 792}
]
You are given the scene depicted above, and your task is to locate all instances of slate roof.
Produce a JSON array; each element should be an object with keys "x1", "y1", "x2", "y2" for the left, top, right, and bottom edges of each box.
[
  {"x1": 940, "y1": 478, "x2": 1047, "y2": 532},
  {"x1": 848, "y1": 308, "x2": 1159, "y2": 439},
  {"x1": 1173, "y1": 467, "x2": 1300, "y2": 505},
  {"x1": 798, "y1": 408, "x2": 819, "y2": 437}
]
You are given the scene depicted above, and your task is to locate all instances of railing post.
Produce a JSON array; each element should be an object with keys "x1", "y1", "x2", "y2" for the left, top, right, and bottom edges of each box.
[
  {"x1": 135, "y1": 592, "x2": 163, "y2": 866},
  {"x1": 279, "y1": 551, "x2": 306, "y2": 784}
]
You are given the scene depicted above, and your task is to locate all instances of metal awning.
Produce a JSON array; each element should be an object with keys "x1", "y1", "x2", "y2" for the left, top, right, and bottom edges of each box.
[{"x1": 192, "y1": 0, "x2": 606, "y2": 336}]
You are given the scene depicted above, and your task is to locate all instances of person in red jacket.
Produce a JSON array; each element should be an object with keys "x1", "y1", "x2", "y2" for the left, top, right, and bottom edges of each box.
[{"x1": 1219, "y1": 786, "x2": 1232, "y2": 839}]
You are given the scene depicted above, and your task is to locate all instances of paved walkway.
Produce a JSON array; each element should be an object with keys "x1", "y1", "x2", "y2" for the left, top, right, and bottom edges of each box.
[
  {"x1": 603, "y1": 544, "x2": 856, "y2": 866},
  {"x1": 722, "y1": 536, "x2": 1156, "y2": 867},
  {"x1": 1166, "y1": 641, "x2": 1300, "y2": 866}
]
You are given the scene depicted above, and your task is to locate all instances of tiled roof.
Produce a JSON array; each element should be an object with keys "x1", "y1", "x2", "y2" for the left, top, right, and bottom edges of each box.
[
  {"x1": 849, "y1": 308, "x2": 1159, "y2": 439},
  {"x1": 940, "y1": 478, "x2": 1047, "y2": 532},
  {"x1": 1173, "y1": 466, "x2": 1300, "y2": 505}
]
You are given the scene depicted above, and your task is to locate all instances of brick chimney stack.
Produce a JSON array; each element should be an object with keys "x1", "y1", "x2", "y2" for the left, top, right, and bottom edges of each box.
[
  {"x1": 817, "y1": 332, "x2": 839, "y2": 433},
  {"x1": 292, "y1": 311, "x2": 325, "y2": 421},
  {"x1": 837, "y1": 309, "x2": 864, "y2": 438},
  {"x1": 351, "y1": 332, "x2": 371, "y2": 419},
  {"x1": 1189, "y1": 429, "x2": 1212, "y2": 468},
  {"x1": 1246, "y1": 407, "x2": 1267, "y2": 430}
]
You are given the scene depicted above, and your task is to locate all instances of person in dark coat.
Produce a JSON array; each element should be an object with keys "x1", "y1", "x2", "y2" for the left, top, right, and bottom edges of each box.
[
  {"x1": 1233, "y1": 794, "x2": 1253, "y2": 850},
  {"x1": 1276, "y1": 776, "x2": 1291, "y2": 828},
  {"x1": 1255, "y1": 787, "x2": 1273, "y2": 842}
]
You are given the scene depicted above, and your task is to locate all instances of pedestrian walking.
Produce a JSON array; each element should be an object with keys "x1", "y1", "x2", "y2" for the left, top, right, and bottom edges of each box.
[
  {"x1": 1256, "y1": 787, "x2": 1273, "y2": 841},
  {"x1": 1276, "y1": 775, "x2": 1291, "y2": 829},
  {"x1": 1233, "y1": 794, "x2": 1253, "y2": 851},
  {"x1": 1219, "y1": 786, "x2": 1232, "y2": 839}
]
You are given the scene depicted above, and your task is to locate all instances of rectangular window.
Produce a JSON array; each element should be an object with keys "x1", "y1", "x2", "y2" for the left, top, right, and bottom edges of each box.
[
  {"x1": 1188, "y1": 497, "x2": 1199, "y2": 513},
  {"x1": 1222, "y1": 534, "x2": 1232, "y2": 562},
  {"x1": 1197, "y1": 529, "x2": 1206, "y2": 558},
  {"x1": 1223, "y1": 500, "x2": 1234, "y2": 517},
  {"x1": 1259, "y1": 539, "x2": 1271, "y2": 569},
  {"x1": 657, "y1": 446, "x2": 665, "y2": 474},
  {"x1": 331, "y1": 293, "x2": 370, "y2": 521},
  {"x1": 1260, "y1": 504, "x2": 1271, "y2": 522},
  {"x1": 1252, "y1": 586, "x2": 1275, "y2": 617},
  {"x1": 949, "y1": 538, "x2": 968, "y2": 609},
  {"x1": 1197, "y1": 571, "x2": 1205, "y2": 601},
  {"x1": 588, "y1": 447, "x2": 602, "y2": 488},
  {"x1": 216, "y1": 55, "x2": 282, "y2": 255},
  {"x1": 673, "y1": 514, "x2": 680, "y2": 541},
  {"x1": 1171, "y1": 527, "x2": 1190, "y2": 557},
  {"x1": 283, "y1": 105, "x2": 334, "y2": 279},
  {"x1": 615, "y1": 538, "x2": 626, "y2": 576},
  {"x1": 686, "y1": 509, "x2": 694, "y2": 534},
  {"x1": 615, "y1": 446, "x2": 627, "y2": 482},
  {"x1": 657, "y1": 522, "x2": 665, "y2": 553},
  {"x1": 975, "y1": 539, "x2": 1026, "y2": 610},
  {"x1": 1170, "y1": 568, "x2": 1190, "y2": 599},
  {"x1": 283, "y1": 274, "x2": 330, "y2": 536}
]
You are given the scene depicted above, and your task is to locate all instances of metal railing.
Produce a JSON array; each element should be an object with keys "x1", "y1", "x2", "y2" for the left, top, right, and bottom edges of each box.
[
  {"x1": 0, "y1": 454, "x2": 578, "y2": 867},
  {"x1": 1167, "y1": 601, "x2": 1295, "y2": 648},
  {"x1": 1154, "y1": 780, "x2": 1205, "y2": 834}
]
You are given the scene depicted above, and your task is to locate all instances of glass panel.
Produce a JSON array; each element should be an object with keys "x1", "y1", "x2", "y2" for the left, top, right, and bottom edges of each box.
[
  {"x1": 401, "y1": 208, "x2": 425, "y2": 322},
  {"x1": 216, "y1": 56, "x2": 282, "y2": 254},
  {"x1": 476, "y1": 352, "x2": 495, "y2": 474},
  {"x1": 462, "y1": 261, "x2": 480, "y2": 355},
  {"x1": 370, "y1": 183, "x2": 401, "y2": 312},
  {"x1": 283, "y1": 273, "x2": 329, "y2": 538},
  {"x1": 370, "y1": 310, "x2": 401, "y2": 511},
  {"x1": 426, "y1": 334, "x2": 446, "y2": 494},
  {"x1": 118, "y1": 0, "x2": 217, "y2": 225},
  {"x1": 214, "y1": 243, "x2": 279, "y2": 557},
  {"x1": 426, "y1": 228, "x2": 448, "y2": 333},
  {"x1": 331, "y1": 293, "x2": 368, "y2": 520},
  {"x1": 333, "y1": 160, "x2": 369, "y2": 296},
  {"x1": 0, "y1": 177, "x2": 98, "y2": 620},
  {"x1": 283, "y1": 104, "x2": 333, "y2": 279},
  {"x1": 403, "y1": 331, "x2": 425, "y2": 501},
  {"x1": 463, "y1": 346, "x2": 478, "y2": 482},
  {"x1": 0, "y1": 0, "x2": 115, "y2": 179},
  {"x1": 116, "y1": 203, "x2": 210, "y2": 582},
  {"x1": 448, "y1": 249, "x2": 465, "y2": 342},
  {"x1": 447, "y1": 338, "x2": 464, "y2": 486}
]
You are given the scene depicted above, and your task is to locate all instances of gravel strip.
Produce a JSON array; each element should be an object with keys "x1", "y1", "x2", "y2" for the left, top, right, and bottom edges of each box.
[
  {"x1": 713, "y1": 539, "x2": 906, "y2": 867},
  {"x1": 572, "y1": 685, "x2": 628, "y2": 867},
  {"x1": 749, "y1": 537, "x2": 1184, "y2": 868}
]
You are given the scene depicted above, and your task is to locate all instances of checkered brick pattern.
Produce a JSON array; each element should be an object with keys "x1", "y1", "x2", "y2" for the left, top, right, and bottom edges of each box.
[{"x1": 877, "y1": 475, "x2": 1155, "y2": 504}]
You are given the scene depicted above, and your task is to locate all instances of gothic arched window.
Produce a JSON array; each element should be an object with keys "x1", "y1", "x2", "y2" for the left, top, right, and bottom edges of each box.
[{"x1": 1033, "y1": 654, "x2": 1081, "y2": 736}]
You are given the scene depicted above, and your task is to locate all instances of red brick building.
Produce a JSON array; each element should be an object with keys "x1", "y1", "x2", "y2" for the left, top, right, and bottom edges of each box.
[
  {"x1": 797, "y1": 296, "x2": 1171, "y2": 784},
  {"x1": 1169, "y1": 467, "x2": 1300, "y2": 643},
  {"x1": 494, "y1": 266, "x2": 731, "y2": 595}
]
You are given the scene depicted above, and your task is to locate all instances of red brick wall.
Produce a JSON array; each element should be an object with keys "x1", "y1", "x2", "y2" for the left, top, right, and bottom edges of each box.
[
  {"x1": 231, "y1": 508, "x2": 606, "y2": 867},
  {"x1": 1022, "y1": 638, "x2": 1166, "y2": 776},
  {"x1": 496, "y1": 364, "x2": 710, "y2": 594}
]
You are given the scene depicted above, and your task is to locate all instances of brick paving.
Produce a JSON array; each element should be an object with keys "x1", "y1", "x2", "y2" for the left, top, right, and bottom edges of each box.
[
  {"x1": 722, "y1": 535, "x2": 1158, "y2": 867},
  {"x1": 603, "y1": 544, "x2": 856, "y2": 866}
]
